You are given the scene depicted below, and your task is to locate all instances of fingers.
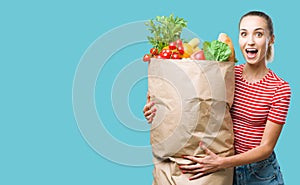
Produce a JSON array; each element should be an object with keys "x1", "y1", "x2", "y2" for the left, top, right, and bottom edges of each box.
[
  {"x1": 188, "y1": 168, "x2": 217, "y2": 180},
  {"x1": 144, "y1": 109, "x2": 155, "y2": 117},
  {"x1": 179, "y1": 144, "x2": 220, "y2": 181},
  {"x1": 182, "y1": 155, "x2": 203, "y2": 164},
  {"x1": 143, "y1": 102, "x2": 156, "y2": 123},
  {"x1": 146, "y1": 112, "x2": 156, "y2": 123},
  {"x1": 179, "y1": 161, "x2": 208, "y2": 180},
  {"x1": 143, "y1": 102, "x2": 154, "y2": 113},
  {"x1": 189, "y1": 172, "x2": 205, "y2": 180},
  {"x1": 179, "y1": 162, "x2": 213, "y2": 181},
  {"x1": 181, "y1": 168, "x2": 203, "y2": 174},
  {"x1": 179, "y1": 163, "x2": 202, "y2": 171}
]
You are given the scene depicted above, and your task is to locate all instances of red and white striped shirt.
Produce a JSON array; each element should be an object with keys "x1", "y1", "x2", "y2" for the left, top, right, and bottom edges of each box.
[{"x1": 231, "y1": 64, "x2": 291, "y2": 154}]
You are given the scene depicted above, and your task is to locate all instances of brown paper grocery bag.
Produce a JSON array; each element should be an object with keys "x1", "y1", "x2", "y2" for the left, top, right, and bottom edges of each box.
[{"x1": 148, "y1": 58, "x2": 235, "y2": 185}]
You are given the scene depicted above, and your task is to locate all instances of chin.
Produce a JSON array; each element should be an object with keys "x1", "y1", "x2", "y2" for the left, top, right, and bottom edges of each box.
[
  {"x1": 246, "y1": 59, "x2": 258, "y2": 65},
  {"x1": 245, "y1": 58, "x2": 266, "y2": 66}
]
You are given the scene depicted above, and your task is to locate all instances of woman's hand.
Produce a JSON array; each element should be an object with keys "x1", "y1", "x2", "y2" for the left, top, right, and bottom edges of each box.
[
  {"x1": 179, "y1": 142, "x2": 225, "y2": 180},
  {"x1": 143, "y1": 101, "x2": 156, "y2": 123}
]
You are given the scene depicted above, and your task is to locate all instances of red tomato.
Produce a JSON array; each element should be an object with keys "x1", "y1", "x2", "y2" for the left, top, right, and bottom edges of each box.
[
  {"x1": 159, "y1": 50, "x2": 172, "y2": 59},
  {"x1": 143, "y1": 54, "x2": 151, "y2": 62},
  {"x1": 176, "y1": 39, "x2": 183, "y2": 46},
  {"x1": 150, "y1": 48, "x2": 158, "y2": 55},
  {"x1": 161, "y1": 49, "x2": 171, "y2": 54},
  {"x1": 171, "y1": 52, "x2": 181, "y2": 59},
  {"x1": 160, "y1": 52, "x2": 171, "y2": 59},
  {"x1": 177, "y1": 45, "x2": 184, "y2": 55},
  {"x1": 169, "y1": 42, "x2": 177, "y2": 50}
]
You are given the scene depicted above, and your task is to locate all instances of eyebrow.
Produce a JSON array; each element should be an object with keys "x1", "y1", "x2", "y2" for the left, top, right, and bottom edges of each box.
[{"x1": 240, "y1": 28, "x2": 265, "y2": 32}]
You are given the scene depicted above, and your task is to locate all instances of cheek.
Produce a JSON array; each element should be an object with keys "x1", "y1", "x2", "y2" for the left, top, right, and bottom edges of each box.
[
  {"x1": 239, "y1": 36, "x2": 246, "y2": 45},
  {"x1": 239, "y1": 39, "x2": 245, "y2": 50},
  {"x1": 259, "y1": 41, "x2": 268, "y2": 53}
]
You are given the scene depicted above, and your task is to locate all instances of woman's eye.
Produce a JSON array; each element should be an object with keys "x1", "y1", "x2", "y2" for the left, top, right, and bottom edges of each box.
[
  {"x1": 240, "y1": 32, "x2": 246, "y2": 37},
  {"x1": 256, "y1": 32, "x2": 263, "y2": 37}
]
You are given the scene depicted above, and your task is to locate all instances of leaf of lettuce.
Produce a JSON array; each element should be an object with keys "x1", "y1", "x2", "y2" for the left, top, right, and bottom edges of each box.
[
  {"x1": 203, "y1": 40, "x2": 232, "y2": 62},
  {"x1": 203, "y1": 41, "x2": 214, "y2": 61}
]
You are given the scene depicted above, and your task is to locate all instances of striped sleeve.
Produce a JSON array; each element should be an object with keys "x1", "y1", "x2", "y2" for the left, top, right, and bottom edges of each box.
[{"x1": 267, "y1": 82, "x2": 291, "y2": 124}]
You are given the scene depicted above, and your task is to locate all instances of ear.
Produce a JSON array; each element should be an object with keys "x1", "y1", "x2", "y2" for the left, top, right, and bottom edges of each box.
[{"x1": 269, "y1": 34, "x2": 275, "y2": 46}]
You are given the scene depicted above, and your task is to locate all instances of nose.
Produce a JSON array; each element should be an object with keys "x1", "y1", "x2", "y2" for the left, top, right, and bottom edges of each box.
[{"x1": 247, "y1": 36, "x2": 255, "y2": 45}]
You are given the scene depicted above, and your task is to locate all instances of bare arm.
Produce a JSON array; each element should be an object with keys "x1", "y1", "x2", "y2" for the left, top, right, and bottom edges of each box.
[
  {"x1": 222, "y1": 120, "x2": 283, "y2": 168},
  {"x1": 180, "y1": 120, "x2": 283, "y2": 180}
]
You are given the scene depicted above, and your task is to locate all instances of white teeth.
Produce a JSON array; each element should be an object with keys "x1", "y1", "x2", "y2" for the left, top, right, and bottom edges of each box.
[{"x1": 246, "y1": 49, "x2": 257, "y2": 52}]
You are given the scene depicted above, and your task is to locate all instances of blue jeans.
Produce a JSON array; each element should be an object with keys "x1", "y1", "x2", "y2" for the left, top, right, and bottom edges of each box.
[{"x1": 234, "y1": 152, "x2": 284, "y2": 185}]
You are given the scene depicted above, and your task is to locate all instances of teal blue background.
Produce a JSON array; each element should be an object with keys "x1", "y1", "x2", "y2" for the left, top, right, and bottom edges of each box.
[{"x1": 1, "y1": 0, "x2": 299, "y2": 184}]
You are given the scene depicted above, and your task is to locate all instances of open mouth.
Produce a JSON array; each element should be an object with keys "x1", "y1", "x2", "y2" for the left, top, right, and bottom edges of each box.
[{"x1": 245, "y1": 48, "x2": 258, "y2": 59}]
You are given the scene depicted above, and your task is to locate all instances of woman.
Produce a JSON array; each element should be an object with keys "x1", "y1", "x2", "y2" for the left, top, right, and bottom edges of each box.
[{"x1": 144, "y1": 11, "x2": 291, "y2": 184}]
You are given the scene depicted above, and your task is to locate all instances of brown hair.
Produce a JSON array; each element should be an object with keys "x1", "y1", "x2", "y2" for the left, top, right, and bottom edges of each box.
[{"x1": 239, "y1": 11, "x2": 274, "y2": 62}]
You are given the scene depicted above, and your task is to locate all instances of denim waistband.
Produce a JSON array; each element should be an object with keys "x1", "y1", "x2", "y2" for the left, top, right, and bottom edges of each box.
[
  {"x1": 247, "y1": 151, "x2": 276, "y2": 168},
  {"x1": 234, "y1": 151, "x2": 284, "y2": 184},
  {"x1": 235, "y1": 151, "x2": 277, "y2": 170}
]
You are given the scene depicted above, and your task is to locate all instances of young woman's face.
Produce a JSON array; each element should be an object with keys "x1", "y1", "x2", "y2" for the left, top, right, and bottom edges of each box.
[{"x1": 239, "y1": 15, "x2": 273, "y2": 65}]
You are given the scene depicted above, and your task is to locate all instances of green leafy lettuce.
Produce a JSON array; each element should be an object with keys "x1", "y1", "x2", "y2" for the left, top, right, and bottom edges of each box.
[{"x1": 203, "y1": 40, "x2": 232, "y2": 62}]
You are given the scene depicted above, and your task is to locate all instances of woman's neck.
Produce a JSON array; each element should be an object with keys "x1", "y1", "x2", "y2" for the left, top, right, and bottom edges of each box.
[{"x1": 242, "y1": 62, "x2": 269, "y2": 83}]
